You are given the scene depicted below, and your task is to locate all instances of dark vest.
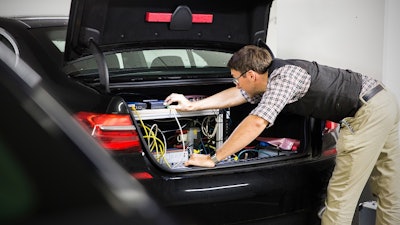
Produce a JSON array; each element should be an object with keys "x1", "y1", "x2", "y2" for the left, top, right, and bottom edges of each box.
[{"x1": 267, "y1": 59, "x2": 362, "y2": 122}]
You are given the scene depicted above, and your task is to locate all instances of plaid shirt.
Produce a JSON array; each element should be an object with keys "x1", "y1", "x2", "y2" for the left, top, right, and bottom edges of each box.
[{"x1": 241, "y1": 64, "x2": 378, "y2": 127}]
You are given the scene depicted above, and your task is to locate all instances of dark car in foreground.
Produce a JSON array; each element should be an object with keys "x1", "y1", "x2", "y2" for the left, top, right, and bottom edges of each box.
[
  {"x1": 0, "y1": 42, "x2": 179, "y2": 225},
  {"x1": 0, "y1": 0, "x2": 339, "y2": 224}
]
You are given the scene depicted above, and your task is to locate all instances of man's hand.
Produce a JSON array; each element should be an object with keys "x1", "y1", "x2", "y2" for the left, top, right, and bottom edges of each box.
[
  {"x1": 184, "y1": 153, "x2": 216, "y2": 167},
  {"x1": 164, "y1": 93, "x2": 194, "y2": 111}
]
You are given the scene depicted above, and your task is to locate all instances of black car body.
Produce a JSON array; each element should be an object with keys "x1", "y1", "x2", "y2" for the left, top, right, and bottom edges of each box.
[
  {"x1": 0, "y1": 42, "x2": 179, "y2": 225},
  {"x1": 0, "y1": 1, "x2": 339, "y2": 224}
]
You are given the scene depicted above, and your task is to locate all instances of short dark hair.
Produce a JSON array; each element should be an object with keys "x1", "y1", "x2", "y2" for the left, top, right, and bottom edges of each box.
[{"x1": 227, "y1": 45, "x2": 273, "y2": 74}]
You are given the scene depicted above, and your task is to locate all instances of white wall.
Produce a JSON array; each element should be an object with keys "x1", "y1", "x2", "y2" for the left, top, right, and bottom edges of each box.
[
  {"x1": 382, "y1": 0, "x2": 400, "y2": 104},
  {"x1": 267, "y1": 0, "x2": 400, "y2": 136},
  {"x1": 0, "y1": 0, "x2": 70, "y2": 17},
  {"x1": 267, "y1": 0, "x2": 400, "y2": 106},
  {"x1": 268, "y1": 0, "x2": 384, "y2": 79}
]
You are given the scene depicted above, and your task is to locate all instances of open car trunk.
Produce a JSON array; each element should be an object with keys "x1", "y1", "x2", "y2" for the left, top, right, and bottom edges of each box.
[{"x1": 117, "y1": 82, "x2": 314, "y2": 171}]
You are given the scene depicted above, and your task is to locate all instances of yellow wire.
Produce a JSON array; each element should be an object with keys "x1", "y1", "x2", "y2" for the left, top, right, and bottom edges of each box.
[{"x1": 131, "y1": 106, "x2": 171, "y2": 168}]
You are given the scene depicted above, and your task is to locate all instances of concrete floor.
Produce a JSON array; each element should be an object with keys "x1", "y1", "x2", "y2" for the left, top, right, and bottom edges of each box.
[{"x1": 352, "y1": 179, "x2": 376, "y2": 225}]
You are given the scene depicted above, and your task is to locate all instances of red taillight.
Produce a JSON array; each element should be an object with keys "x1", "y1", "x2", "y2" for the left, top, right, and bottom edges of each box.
[
  {"x1": 322, "y1": 148, "x2": 337, "y2": 157},
  {"x1": 75, "y1": 112, "x2": 142, "y2": 152},
  {"x1": 324, "y1": 120, "x2": 339, "y2": 134},
  {"x1": 145, "y1": 12, "x2": 213, "y2": 23},
  {"x1": 322, "y1": 120, "x2": 338, "y2": 157},
  {"x1": 131, "y1": 172, "x2": 153, "y2": 180}
]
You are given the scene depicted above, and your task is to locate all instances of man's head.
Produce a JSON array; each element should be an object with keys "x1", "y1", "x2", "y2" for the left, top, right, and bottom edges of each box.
[
  {"x1": 227, "y1": 45, "x2": 273, "y2": 75},
  {"x1": 228, "y1": 45, "x2": 273, "y2": 96}
]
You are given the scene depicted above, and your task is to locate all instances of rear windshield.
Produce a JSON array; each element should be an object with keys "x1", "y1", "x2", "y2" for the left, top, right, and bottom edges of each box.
[
  {"x1": 32, "y1": 22, "x2": 232, "y2": 78},
  {"x1": 63, "y1": 49, "x2": 232, "y2": 77}
]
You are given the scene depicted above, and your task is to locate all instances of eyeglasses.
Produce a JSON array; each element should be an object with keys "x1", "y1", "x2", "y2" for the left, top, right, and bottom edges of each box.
[{"x1": 232, "y1": 70, "x2": 248, "y2": 85}]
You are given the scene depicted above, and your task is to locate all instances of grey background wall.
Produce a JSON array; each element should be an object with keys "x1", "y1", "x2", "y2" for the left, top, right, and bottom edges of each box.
[
  {"x1": 266, "y1": 0, "x2": 400, "y2": 136},
  {"x1": 1, "y1": 0, "x2": 399, "y2": 126},
  {"x1": 0, "y1": 0, "x2": 70, "y2": 17},
  {"x1": 269, "y1": 0, "x2": 383, "y2": 78},
  {"x1": 267, "y1": 0, "x2": 400, "y2": 105}
]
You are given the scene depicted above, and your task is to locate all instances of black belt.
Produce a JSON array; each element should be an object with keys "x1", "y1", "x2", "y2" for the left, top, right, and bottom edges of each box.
[{"x1": 361, "y1": 84, "x2": 384, "y2": 102}]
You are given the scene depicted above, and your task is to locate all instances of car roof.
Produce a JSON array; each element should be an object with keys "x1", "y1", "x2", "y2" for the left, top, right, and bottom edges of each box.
[{"x1": 64, "y1": 0, "x2": 274, "y2": 62}]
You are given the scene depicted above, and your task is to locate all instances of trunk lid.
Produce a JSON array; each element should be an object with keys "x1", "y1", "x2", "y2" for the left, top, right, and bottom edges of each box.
[{"x1": 64, "y1": 0, "x2": 273, "y2": 62}]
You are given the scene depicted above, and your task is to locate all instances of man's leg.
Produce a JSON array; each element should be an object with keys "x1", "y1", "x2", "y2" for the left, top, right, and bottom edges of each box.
[
  {"x1": 322, "y1": 89, "x2": 398, "y2": 225},
  {"x1": 370, "y1": 92, "x2": 400, "y2": 225}
]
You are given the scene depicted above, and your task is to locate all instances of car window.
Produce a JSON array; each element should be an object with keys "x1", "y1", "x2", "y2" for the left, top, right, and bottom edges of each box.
[
  {"x1": 64, "y1": 48, "x2": 232, "y2": 76},
  {"x1": 30, "y1": 24, "x2": 232, "y2": 77},
  {"x1": 46, "y1": 28, "x2": 66, "y2": 52},
  {"x1": 144, "y1": 49, "x2": 192, "y2": 68}
]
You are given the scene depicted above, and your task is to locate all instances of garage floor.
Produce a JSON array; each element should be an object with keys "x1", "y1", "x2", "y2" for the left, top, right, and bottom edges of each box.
[{"x1": 352, "y1": 179, "x2": 376, "y2": 225}]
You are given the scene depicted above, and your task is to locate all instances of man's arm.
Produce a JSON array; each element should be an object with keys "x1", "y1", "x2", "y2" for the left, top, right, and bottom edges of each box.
[
  {"x1": 164, "y1": 87, "x2": 246, "y2": 111},
  {"x1": 184, "y1": 114, "x2": 269, "y2": 167}
]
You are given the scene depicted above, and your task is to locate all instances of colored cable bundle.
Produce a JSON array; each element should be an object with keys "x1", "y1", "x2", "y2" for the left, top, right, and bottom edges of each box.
[{"x1": 132, "y1": 106, "x2": 171, "y2": 167}]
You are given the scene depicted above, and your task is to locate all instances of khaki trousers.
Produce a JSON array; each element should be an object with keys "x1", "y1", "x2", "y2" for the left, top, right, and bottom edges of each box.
[{"x1": 321, "y1": 87, "x2": 400, "y2": 225}]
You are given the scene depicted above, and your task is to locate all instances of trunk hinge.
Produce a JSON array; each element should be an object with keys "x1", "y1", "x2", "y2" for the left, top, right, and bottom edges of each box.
[{"x1": 88, "y1": 39, "x2": 110, "y2": 93}]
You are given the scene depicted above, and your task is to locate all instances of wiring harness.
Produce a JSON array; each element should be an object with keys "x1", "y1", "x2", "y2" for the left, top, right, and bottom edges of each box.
[{"x1": 132, "y1": 106, "x2": 219, "y2": 168}]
